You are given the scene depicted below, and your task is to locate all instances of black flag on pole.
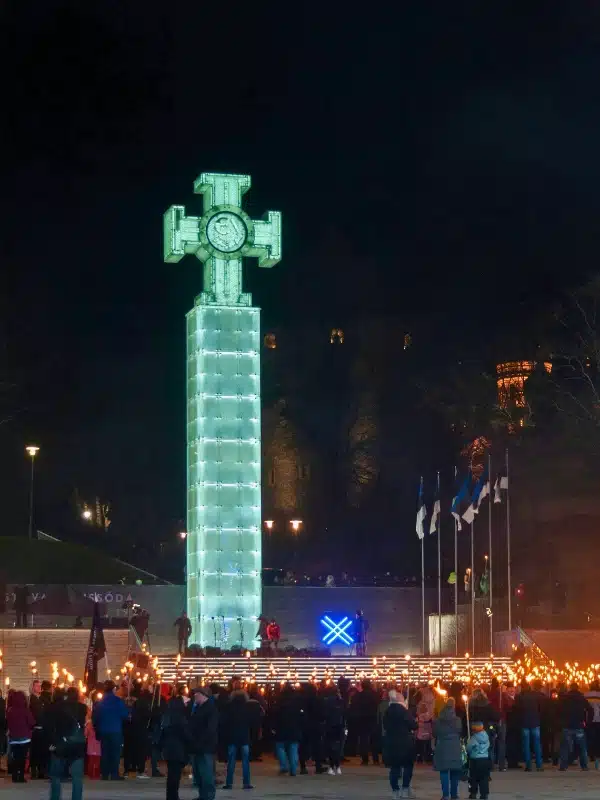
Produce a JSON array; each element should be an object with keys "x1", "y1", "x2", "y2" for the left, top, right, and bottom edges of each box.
[{"x1": 84, "y1": 602, "x2": 106, "y2": 690}]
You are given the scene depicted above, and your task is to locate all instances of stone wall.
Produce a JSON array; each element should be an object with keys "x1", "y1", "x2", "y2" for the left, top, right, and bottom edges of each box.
[
  {"x1": 262, "y1": 586, "x2": 442, "y2": 654},
  {"x1": 0, "y1": 628, "x2": 129, "y2": 690}
]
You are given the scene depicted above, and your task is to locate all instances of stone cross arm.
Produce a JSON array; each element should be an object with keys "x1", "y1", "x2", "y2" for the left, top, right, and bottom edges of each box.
[{"x1": 164, "y1": 206, "x2": 281, "y2": 269}]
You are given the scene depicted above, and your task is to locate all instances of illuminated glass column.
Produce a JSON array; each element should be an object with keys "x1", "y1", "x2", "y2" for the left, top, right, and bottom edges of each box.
[{"x1": 164, "y1": 173, "x2": 281, "y2": 648}]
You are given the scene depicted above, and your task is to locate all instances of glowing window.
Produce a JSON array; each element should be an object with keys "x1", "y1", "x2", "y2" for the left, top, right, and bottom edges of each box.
[{"x1": 330, "y1": 328, "x2": 344, "y2": 344}]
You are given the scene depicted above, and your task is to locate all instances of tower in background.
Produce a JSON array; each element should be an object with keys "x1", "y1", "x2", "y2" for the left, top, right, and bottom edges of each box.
[{"x1": 164, "y1": 173, "x2": 282, "y2": 647}]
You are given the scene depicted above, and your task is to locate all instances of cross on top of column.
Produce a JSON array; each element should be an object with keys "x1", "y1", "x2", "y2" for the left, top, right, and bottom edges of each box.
[{"x1": 164, "y1": 172, "x2": 282, "y2": 306}]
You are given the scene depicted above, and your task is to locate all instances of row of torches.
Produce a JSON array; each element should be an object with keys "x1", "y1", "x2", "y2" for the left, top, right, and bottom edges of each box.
[{"x1": 2, "y1": 642, "x2": 600, "y2": 698}]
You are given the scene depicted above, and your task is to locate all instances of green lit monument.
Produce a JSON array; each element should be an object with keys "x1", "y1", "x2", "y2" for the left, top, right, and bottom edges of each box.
[{"x1": 164, "y1": 173, "x2": 281, "y2": 648}]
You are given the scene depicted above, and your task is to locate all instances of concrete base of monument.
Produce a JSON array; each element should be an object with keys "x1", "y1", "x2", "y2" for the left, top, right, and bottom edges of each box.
[
  {"x1": 0, "y1": 628, "x2": 129, "y2": 690},
  {"x1": 155, "y1": 653, "x2": 513, "y2": 684}
]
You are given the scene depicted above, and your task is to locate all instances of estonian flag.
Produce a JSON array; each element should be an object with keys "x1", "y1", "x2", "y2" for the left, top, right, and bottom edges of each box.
[
  {"x1": 493, "y1": 472, "x2": 509, "y2": 504},
  {"x1": 416, "y1": 477, "x2": 427, "y2": 540},
  {"x1": 451, "y1": 473, "x2": 471, "y2": 532},
  {"x1": 462, "y1": 468, "x2": 488, "y2": 524}
]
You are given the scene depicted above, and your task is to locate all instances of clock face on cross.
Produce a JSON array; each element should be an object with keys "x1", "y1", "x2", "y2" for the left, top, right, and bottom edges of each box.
[{"x1": 206, "y1": 211, "x2": 247, "y2": 253}]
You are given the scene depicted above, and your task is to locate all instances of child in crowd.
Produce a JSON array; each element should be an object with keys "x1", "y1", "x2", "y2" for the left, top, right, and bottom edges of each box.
[
  {"x1": 415, "y1": 700, "x2": 433, "y2": 762},
  {"x1": 85, "y1": 711, "x2": 101, "y2": 779},
  {"x1": 467, "y1": 721, "x2": 491, "y2": 800}
]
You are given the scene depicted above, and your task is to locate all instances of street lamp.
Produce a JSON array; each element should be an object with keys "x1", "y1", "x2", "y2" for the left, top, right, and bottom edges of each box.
[
  {"x1": 264, "y1": 520, "x2": 274, "y2": 532},
  {"x1": 25, "y1": 446, "x2": 40, "y2": 540},
  {"x1": 82, "y1": 508, "x2": 92, "y2": 521},
  {"x1": 290, "y1": 519, "x2": 302, "y2": 533},
  {"x1": 179, "y1": 531, "x2": 187, "y2": 540}
]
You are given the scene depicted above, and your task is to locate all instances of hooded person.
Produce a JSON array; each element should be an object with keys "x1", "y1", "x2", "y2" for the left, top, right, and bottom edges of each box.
[
  {"x1": 6, "y1": 690, "x2": 35, "y2": 783},
  {"x1": 433, "y1": 697, "x2": 463, "y2": 800},
  {"x1": 467, "y1": 721, "x2": 491, "y2": 800}
]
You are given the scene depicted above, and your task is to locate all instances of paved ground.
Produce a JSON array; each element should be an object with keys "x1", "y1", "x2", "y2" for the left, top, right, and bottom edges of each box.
[{"x1": 1, "y1": 760, "x2": 600, "y2": 799}]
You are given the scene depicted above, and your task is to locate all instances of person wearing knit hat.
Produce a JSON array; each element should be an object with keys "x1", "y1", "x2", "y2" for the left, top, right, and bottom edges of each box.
[{"x1": 467, "y1": 722, "x2": 491, "y2": 799}]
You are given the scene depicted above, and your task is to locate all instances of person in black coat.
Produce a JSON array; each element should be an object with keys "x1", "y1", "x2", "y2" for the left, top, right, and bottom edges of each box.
[
  {"x1": 299, "y1": 683, "x2": 324, "y2": 774},
  {"x1": 383, "y1": 690, "x2": 417, "y2": 797},
  {"x1": 222, "y1": 690, "x2": 254, "y2": 789},
  {"x1": 190, "y1": 687, "x2": 219, "y2": 800},
  {"x1": 30, "y1": 680, "x2": 53, "y2": 779},
  {"x1": 468, "y1": 688, "x2": 499, "y2": 760},
  {"x1": 558, "y1": 683, "x2": 592, "y2": 770},
  {"x1": 514, "y1": 681, "x2": 545, "y2": 770},
  {"x1": 46, "y1": 687, "x2": 87, "y2": 800},
  {"x1": 160, "y1": 692, "x2": 192, "y2": 800},
  {"x1": 149, "y1": 686, "x2": 167, "y2": 777},
  {"x1": 272, "y1": 684, "x2": 303, "y2": 777},
  {"x1": 130, "y1": 688, "x2": 152, "y2": 778},
  {"x1": 351, "y1": 679, "x2": 380, "y2": 765},
  {"x1": 322, "y1": 687, "x2": 346, "y2": 775}
]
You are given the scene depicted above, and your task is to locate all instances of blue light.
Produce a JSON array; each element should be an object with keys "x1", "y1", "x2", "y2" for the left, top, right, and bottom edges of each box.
[{"x1": 320, "y1": 614, "x2": 354, "y2": 646}]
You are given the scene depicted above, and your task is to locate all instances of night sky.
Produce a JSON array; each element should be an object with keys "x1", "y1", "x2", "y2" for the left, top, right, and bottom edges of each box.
[{"x1": 1, "y1": 3, "x2": 599, "y2": 565}]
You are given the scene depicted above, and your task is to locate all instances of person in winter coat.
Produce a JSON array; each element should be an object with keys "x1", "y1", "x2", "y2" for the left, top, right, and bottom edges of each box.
[
  {"x1": 415, "y1": 700, "x2": 433, "y2": 763},
  {"x1": 467, "y1": 721, "x2": 491, "y2": 800},
  {"x1": 149, "y1": 686, "x2": 167, "y2": 777},
  {"x1": 174, "y1": 611, "x2": 192, "y2": 655},
  {"x1": 299, "y1": 683, "x2": 325, "y2": 774},
  {"x1": 222, "y1": 689, "x2": 254, "y2": 789},
  {"x1": 351, "y1": 679, "x2": 380, "y2": 765},
  {"x1": 513, "y1": 680, "x2": 544, "y2": 771},
  {"x1": 558, "y1": 682, "x2": 592, "y2": 771},
  {"x1": 85, "y1": 709, "x2": 102, "y2": 779},
  {"x1": 585, "y1": 680, "x2": 600, "y2": 768},
  {"x1": 6, "y1": 689, "x2": 35, "y2": 782},
  {"x1": 434, "y1": 698, "x2": 463, "y2": 800},
  {"x1": 271, "y1": 684, "x2": 303, "y2": 776},
  {"x1": 322, "y1": 686, "x2": 346, "y2": 775},
  {"x1": 92, "y1": 680, "x2": 129, "y2": 780},
  {"x1": 468, "y1": 689, "x2": 498, "y2": 760},
  {"x1": 160, "y1": 691, "x2": 192, "y2": 800},
  {"x1": 46, "y1": 687, "x2": 87, "y2": 800},
  {"x1": 382, "y1": 690, "x2": 417, "y2": 799},
  {"x1": 190, "y1": 687, "x2": 219, "y2": 800},
  {"x1": 30, "y1": 679, "x2": 53, "y2": 779}
]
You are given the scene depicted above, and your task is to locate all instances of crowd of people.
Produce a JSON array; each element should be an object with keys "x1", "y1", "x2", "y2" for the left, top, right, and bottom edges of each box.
[
  {"x1": 264, "y1": 569, "x2": 423, "y2": 587},
  {"x1": 0, "y1": 672, "x2": 599, "y2": 799}
]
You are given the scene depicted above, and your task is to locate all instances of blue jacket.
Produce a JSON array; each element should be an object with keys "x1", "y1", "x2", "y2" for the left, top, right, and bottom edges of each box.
[
  {"x1": 92, "y1": 692, "x2": 129, "y2": 736},
  {"x1": 467, "y1": 730, "x2": 490, "y2": 759}
]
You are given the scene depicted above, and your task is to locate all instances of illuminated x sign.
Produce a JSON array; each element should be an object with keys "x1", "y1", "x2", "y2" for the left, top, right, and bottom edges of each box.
[{"x1": 320, "y1": 615, "x2": 354, "y2": 646}]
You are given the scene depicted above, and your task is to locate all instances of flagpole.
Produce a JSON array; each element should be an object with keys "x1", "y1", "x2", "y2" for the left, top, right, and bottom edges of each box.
[
  {"x1": 470, "y1": 519, "x2": 475, "y2": 655},
  {"x1": 454, "y1": 514, "x2": 458, "y2": 656},
  {"x1": 488, "y1": 453, "x2": 493, "y2": 654},
  {"x1": 506, "y1": 447, "x2": 512, "y2": 630},
  {"x1": 437, "y1": 471, "x2": 442, "y2": 656},
  {"x1": 422, "y1": 535, "x2": 426, "y2": 655}
]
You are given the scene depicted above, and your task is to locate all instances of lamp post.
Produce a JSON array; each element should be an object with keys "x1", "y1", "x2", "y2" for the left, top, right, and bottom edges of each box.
[{"x1": 25, "y1": 446, "x2": 40, "y2": 540}]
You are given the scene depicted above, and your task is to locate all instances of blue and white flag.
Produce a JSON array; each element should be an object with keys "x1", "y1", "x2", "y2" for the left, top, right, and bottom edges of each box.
[
  {"x1": 451, "y1": 472, "x2": 471, "y2": 532},
  {"x1": 416, "y1": 477, "x2": 427, "y2": 540},
  {"x1": 429, "y1": 474, "x2": 441, "y2": 535},
  {"x1": 462, "y1": 468, "x2": 489, "y2": 524}
]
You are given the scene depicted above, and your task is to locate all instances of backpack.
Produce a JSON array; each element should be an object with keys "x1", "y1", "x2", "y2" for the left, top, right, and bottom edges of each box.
[{"x1": 55, "y1": 713, "x2": 86, "y2": 759}]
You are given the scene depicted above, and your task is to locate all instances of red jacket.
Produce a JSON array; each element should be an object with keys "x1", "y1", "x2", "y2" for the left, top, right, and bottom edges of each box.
[
  {"x1": 267, "y1": 623, "x2": 281, "y2": 641},
  {"x1": 7, "y1": 691, "x2": 35, "y2": 741}
]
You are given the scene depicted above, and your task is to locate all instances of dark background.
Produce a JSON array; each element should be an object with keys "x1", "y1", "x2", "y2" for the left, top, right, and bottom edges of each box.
[{"x1": 1, "y1": 2, "x2": 599, "y2": 579}]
